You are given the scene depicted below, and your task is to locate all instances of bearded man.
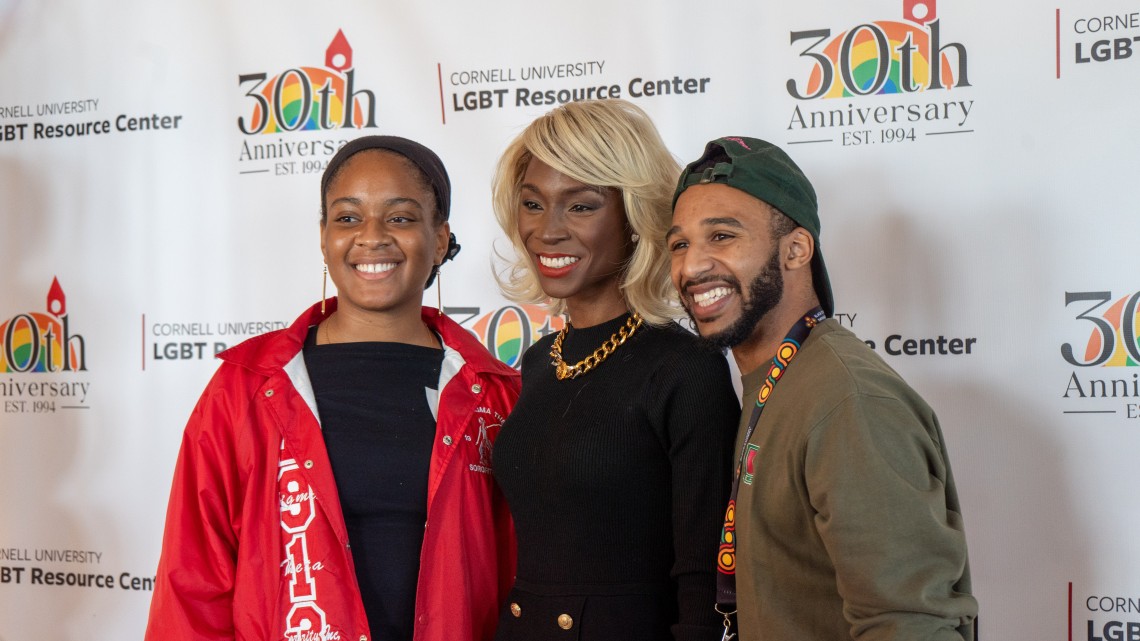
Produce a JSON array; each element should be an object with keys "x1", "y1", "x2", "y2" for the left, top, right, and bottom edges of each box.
[{"x1": 667, "y1": 137, "x2": 978, "y2": 641}]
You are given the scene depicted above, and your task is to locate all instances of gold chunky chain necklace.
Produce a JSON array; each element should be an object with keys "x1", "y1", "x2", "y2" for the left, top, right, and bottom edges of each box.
[{"x1": 549, "y1": 313, "x2": 643, "y2": 380}]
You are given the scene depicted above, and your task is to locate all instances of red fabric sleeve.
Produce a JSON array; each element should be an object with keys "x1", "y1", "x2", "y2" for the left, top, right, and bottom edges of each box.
[{"x1": 145, "y1": 376, "x2": 245, "y2": 641}]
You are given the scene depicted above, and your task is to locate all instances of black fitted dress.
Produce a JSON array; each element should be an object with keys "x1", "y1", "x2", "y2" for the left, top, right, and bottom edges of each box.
[{"x1": 492, "y1": 314, "x2": 740, "y2": 641}]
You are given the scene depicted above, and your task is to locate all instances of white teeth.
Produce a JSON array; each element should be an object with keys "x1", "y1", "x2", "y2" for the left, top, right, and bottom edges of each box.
[
  {"x1": 539, "y1": 256, "x2": 579, "y2": 269},
  {"x1": 355, "y1": 263, "x2": 396, "y2": 274},
  {"x1": 693, "y1": 287, "x2": 732, "y2": 308}
]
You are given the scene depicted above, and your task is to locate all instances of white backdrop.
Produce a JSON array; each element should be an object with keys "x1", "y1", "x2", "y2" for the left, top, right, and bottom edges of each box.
[{"x1": 2, "y1": 0, "x2": 1138, "y2": 639}]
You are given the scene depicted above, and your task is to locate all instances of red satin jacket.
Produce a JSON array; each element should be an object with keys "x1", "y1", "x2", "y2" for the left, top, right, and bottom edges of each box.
[{"x1": 145, "y1": 301, "x2": 519, "y2": 641}]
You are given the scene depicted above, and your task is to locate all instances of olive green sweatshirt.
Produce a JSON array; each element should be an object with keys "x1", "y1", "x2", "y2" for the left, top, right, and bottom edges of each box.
[{"x1": 733, "y1": 319, "x2": 977, "y2": 640}]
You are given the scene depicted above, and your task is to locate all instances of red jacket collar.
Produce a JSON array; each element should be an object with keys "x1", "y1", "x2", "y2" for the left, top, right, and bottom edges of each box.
[{"x1": 217, "y1": 298, "x2": 516, "y2": 379}]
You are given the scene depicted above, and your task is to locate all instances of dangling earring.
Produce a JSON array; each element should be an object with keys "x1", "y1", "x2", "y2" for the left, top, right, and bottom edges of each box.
[
  {"x1": 321, "y1": 264, "x2": 328, "y2": 315},
  {"x1": 435, "y1": 265, "x2": 443, "y2": 316}
]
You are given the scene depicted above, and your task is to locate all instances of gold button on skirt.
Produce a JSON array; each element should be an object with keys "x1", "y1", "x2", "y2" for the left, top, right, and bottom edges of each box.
[{"x1": 556, "y1": 613, "x2": 573, "y2": 630}]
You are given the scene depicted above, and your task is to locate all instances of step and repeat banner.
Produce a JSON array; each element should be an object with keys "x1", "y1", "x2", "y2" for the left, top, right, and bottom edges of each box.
[{"x1": 1, "y1": 0, "x2": 1138, "y2": 639}]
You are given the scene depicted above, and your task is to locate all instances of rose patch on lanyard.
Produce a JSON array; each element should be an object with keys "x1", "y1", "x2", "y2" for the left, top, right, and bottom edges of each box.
[{"x1": 741, "y1": 444, "x2": 760, "y2": 485}]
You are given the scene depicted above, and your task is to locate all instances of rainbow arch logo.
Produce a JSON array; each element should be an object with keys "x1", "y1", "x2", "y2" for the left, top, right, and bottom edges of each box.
[
  {"x1": 787, "y1": 0, "x2": 970, "y2": 100},
  {"x1": 0, "y1": 277, "x2": 86, "y2": 373},
  {"x1": 237, "y1": 30, "x2": 377, "y2": 135},
  {"x1": 470, "y1": 305, "x2": 566, "y2": 369},
  {"x1": 1081, "y1": 294, "x2": 1140, "y2": 367},
  {"x1": 809, "y1": 22, "x2": 957, "y2": 98}
]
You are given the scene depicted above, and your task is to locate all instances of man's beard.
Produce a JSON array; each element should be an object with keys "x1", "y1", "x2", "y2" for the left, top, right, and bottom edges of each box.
[{"x1": 685, "y1": 247, "x2": 783, "y2": 350}]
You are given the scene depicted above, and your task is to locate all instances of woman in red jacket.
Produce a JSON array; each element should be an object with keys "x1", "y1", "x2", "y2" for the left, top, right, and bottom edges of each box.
[{"x1": 146, "y1": 136, "x2": 519, "y2": 641}]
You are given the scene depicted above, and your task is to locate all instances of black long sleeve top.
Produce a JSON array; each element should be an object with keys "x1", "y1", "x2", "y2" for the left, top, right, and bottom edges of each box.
[{"x1": 493, "y1": 314, "x2": 740, "y2": 640}]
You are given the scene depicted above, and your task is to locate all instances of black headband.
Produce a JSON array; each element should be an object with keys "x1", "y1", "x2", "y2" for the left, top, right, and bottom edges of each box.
[{"x1": 321, "y1": 135, "x2": 452, "y2": 221}]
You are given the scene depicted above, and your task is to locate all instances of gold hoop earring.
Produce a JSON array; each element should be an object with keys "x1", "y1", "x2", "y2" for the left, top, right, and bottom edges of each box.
[
  {"x1": 321, "y1": 264, "x2": 328, "y2": 315},
  {"x1": 435, "y1": 265, "x2": 443, "y2": 316}
]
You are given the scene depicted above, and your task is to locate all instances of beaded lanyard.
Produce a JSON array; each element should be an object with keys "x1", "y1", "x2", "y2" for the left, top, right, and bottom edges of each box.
[{"x1": 716, "y1": 307, "x2": 826, "y2": 641}]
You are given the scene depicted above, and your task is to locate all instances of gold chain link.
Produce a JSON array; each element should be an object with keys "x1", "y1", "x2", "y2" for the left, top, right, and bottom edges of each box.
[{"x1": 549, "y1": 313, "x2": 644, "y2": 380}]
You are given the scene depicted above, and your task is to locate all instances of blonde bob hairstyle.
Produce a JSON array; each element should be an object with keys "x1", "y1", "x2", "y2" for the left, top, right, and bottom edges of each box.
[{"x1": 491, "y1": 99, "x2": 681, "y2": 326}]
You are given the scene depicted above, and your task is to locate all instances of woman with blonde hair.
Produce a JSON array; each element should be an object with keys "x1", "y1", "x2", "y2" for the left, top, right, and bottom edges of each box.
[{"x1": 490, "y1": 99, "x2": 739, "y2": 640}]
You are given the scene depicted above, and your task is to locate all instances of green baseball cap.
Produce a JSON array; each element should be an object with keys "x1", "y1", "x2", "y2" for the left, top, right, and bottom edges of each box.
[{"x1": 673, "y1": 136, "x2": 834, "y2": 318}]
